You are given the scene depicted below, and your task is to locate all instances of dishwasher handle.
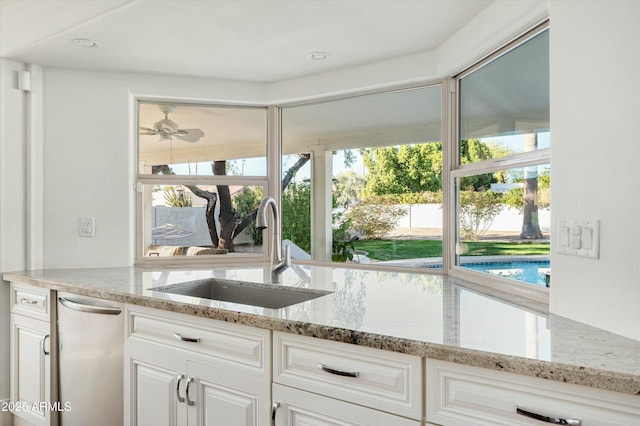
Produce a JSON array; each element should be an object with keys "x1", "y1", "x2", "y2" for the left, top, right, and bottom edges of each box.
[{"x1": 58, "y1": 296, "x2": 122, "y2": 315}]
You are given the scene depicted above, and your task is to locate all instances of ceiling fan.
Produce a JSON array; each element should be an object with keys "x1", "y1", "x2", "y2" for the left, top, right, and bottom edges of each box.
[{"x1": 140, "y1": 105, "x2": 205, "y2": 143}]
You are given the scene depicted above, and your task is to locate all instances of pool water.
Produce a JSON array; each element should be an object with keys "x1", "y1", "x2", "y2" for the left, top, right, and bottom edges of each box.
[
  {"x1": 463, "y1": 260, "x2": 550, "y2": 287},
  {"x1": 426, "y1": 260, "x2": 551, "y2": 287}
]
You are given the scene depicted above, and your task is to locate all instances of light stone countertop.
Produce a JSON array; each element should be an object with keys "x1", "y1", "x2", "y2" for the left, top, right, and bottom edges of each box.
[{"x1": 4, "y1": 264, "x2": 640, "y2": 397}]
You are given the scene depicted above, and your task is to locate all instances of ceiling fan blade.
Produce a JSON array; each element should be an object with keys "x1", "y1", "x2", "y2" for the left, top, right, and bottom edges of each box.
[
  {"x1": 175, "y1": 129, "x2": 204, "y2": 143},
  {"x1": 140, "y1": 127, "x2": 158, "y2": 135}
]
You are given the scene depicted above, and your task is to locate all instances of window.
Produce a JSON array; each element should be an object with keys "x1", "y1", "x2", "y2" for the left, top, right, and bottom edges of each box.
[
  {"x1": 136, "y1": 102, "x2": 268, "y2": 262},
  {"x1": 134, "y1": 23, "x2": 551, "y2": 300},
  {"x1": 281, "y1": 85, "x2": 443, "y2": 268},
  {"x1": 452, "y1": 24, "x2": 550, "y2": 291}
]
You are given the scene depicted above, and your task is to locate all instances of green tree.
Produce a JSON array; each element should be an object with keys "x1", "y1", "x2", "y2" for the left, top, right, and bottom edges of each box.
[
  {"x1": 334, "y1": 171, "x2": 366, "y2": 208},
  {"x1": 503, "y1": 168, "x2": 550, "y2": 211},
  {"x1": 361, "y1": 143, "x2": 443, "y2": 196},
  {"x1": 459, "y1": 139, "x2": 496, "y2": 190},
  {"x1": 281, "y1": 182, "x2": 311, "y2": 253},
  {"x1": 361, "y1": 139, "x2": 496, "y2": 197},
  {"x1": 232, "y1": 186, "x2": 264, "y2": 244}
]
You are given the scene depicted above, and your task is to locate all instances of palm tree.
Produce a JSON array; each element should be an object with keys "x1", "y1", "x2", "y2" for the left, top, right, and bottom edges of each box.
[{"x1": 520, "y1": 133, "x2": 543, "y2": 239}]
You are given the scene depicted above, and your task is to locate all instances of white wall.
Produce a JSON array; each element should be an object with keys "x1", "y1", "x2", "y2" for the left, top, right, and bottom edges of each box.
[
  {"x1": 42, "y1": 69, "x2": 265, "y2": 268},
  {"x1": 0, "y1": 58, "x2": 29, "y2": 401},
  {"x1": 549, "y1": 0, "x2": 640, "y2": 340}
]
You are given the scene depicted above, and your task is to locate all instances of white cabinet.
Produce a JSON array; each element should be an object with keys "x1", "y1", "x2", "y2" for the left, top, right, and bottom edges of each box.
[
  {"x1": 124, "y1": 305, "x2": 271, "y2": 426},
  {"x1": 272, "y1": 332, "x2": 422, "y2": 425},
  {"x1": 9, "y1": 282, "x2": 57, "y2": 426},
  {"x1": 426, "y1": 359, "x2": 640, "y2": 426}
]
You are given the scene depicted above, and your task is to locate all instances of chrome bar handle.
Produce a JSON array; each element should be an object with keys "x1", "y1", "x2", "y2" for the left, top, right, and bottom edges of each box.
[
  {"x1": 271, "y1": 402, "x2": 280, "y2": 426},
  {"x1": 20, "y1": 297, "x2": 39, "y2": 305},
  {"x1": 58, "y1": 296, "x2": 121, "y2": 315},
  {"x1": 41, "y1": 334, "x2": 50, "y2": 356},
  {"x1": 516, "y1": 407, "x2": 582, "y2": 425},
  {"x1": 173, "y1": 333, "x2": 200, "y2": 343},
  {"x1": 318, "y1": 363, "x2": 359, "y2": 378},
  {"x1": 185, "y1": 377, "x2": 195, "y2": 406},
  {"x1": 176, "y1": 374, "x2": 185, "y2": 403}
]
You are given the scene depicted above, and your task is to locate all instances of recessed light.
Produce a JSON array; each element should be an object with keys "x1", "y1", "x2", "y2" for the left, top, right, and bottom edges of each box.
[
  {"x1": 72, "y1": 38, "x2": 99, "y2": 48},
  {"x1": 308, "y1": 51, "x2": 330, "y2": 61}
]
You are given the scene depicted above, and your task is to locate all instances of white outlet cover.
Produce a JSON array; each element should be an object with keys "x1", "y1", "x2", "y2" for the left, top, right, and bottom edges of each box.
[{"x1": 557, "y1": 219, "x2": 599, "y2": 259}]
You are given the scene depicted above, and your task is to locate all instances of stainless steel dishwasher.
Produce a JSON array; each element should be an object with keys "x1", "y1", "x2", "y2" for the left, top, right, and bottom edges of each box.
[{"x1": 57, "y1": 292, "x2": 124, "y2": 425}]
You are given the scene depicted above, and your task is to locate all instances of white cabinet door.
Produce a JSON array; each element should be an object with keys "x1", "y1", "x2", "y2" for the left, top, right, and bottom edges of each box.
[
  {"x1": 125, "y1": 338, "x2": 188, "y2": 426},
  {"x1": 125, "y1": 306, "x2": 271, "y2": 426},
  {"x1": 10, "y1": 313, "x2": 55, "y2": 426},
  {"x1": 187, "y1": 361, "x2": 270, "y2": 426},
  {"x1": 272, "y1": 384, "x2": 420, "y2": 426}
]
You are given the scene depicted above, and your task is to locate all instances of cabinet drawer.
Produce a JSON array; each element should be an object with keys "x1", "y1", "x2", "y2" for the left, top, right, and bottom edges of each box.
[
  {"x1": 10, "y1": 282, "x2": 52, "y2": 321},
  {"x1": 273, "y1": 383, "x2": 421, "y2": 426},
  {"x1": 426, "y1": 359, "x2": 640, "y2": 426},
  {"x1": 273, "y1": 332, "x2": 422, "y2": 420},
  {"x1": 126, "y1": 305, "x2": 269, "y2": 373}
]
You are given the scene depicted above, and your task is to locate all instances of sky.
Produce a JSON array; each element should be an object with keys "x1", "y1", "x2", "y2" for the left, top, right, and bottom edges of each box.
[{"x1": 169, "y1": 131, "x2": 551, "y2": 182}]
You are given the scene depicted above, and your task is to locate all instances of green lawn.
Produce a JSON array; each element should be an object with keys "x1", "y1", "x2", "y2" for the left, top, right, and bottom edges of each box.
[{"x1": 352, "y1": 239, "x2": 549, "y2": 261}]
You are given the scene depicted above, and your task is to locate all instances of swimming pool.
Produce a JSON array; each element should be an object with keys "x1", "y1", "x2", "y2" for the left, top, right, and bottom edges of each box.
[
  {"x1": 464, "y1": 260, "x2": 550, "y2": 287},
  {"x1": 429, "y1": 260, "x2": 551, "y2": 287}
]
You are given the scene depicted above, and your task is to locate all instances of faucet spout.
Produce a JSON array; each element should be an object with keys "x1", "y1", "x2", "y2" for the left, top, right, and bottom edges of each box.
[{"x1": 256, "y1": 197, "x2": 291, "y2": 280}]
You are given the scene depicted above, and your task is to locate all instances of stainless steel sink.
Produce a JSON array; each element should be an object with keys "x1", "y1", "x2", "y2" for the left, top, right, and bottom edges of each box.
[{"x1": 150, "y1": 278, "x2": 332, "y2": 309}]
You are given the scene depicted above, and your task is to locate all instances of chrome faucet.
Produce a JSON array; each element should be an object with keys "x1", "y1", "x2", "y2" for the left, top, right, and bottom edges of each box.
[{"x1": 256, "y1": 196, "x2": 291, "y2": 280}]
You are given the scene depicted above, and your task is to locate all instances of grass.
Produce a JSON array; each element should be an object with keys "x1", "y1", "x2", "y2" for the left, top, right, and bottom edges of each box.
[{"x1": 352, "y1": 239, "x2": 550, "y2": 261}]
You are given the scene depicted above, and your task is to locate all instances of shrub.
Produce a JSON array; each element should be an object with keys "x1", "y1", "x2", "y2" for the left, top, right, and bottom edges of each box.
[
  {"x1": 346, "y1": 201, "x2": 407, "y2": 239},
  {"x1": 164, "y1": 186, "x2": 192, "y2": 207},
  {"x1": 362, "y1": 190, "x2": 442, "y2": 205},
  {"x1": 459, "y1": 188, "x2": 502, "y2": 240},
  {"x1": 282, "y1": 182, "x2": 311, "y2": 253}
]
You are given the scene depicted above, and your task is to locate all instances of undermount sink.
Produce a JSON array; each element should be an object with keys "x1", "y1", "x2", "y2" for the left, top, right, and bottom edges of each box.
[{"x1": 150, "y1": 278, "x2": 333, "y2": 309}]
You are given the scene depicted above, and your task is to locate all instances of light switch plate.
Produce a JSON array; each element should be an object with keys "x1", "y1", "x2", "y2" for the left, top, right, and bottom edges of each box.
[{"x1": 557, "y1": 219, "x2": 599, "y2": 259}]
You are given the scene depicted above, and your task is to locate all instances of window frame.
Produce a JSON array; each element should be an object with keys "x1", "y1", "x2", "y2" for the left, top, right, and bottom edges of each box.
[
  {"x1": 447, "y1": 22, "x2": 550, "y2": 304},
  {"x1": 277, "y1": 83, "x2": 446, "y2": 271},
  {"x1": 134, "y1": 99, "x2": 274, "y2": 267}
]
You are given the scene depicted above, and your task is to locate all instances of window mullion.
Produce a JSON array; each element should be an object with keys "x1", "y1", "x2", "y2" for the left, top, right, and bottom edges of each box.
[
  {"x1": 137, "y1": 175, "x2": 268, "y2": 187},
  {"x1": 451, "y1": 148, "x2": 550, "y2": 179}
]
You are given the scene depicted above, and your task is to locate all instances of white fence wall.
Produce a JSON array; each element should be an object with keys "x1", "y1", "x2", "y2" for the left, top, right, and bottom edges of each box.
[
  {"x1": 155, "y1": 203, "x2": 551, "y2": 248},
  {"x1": 394, "y1": 204, "x2": 550, "y2": 232},
  {"x1": 152, "y1": 207, "x2": 253, "y2": 246}
]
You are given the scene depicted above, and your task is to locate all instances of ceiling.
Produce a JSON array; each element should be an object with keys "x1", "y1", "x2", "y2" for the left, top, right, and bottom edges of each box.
[{"x1": 0, "y1": 0, "x2": 492, "y2": 83}]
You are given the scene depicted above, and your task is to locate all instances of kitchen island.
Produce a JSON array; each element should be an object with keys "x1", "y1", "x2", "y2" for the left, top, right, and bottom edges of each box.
[{"x1": 5, "y1": 264, "x2": 640, "y2": 398}]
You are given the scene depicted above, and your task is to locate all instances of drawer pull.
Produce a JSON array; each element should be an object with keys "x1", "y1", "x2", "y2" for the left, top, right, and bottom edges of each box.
[
  {"x1": 20, "y1": 297, "x2": 39, "y2": 305},
  {"x1": 318, "y1": 363, "x2": 359, "y2": 378},
  {"x1": 173, "y1": 333, "x2": 200, "y2": 343},
  {"x1": 176, "y1": 374, "x2": 185, "y2": 403},
  {"x1": 516, "y1": 407, "x2": 582, "y2": 425}
]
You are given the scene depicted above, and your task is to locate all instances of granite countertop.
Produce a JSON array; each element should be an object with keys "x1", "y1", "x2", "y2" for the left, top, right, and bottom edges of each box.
[{"x1": 4, "y1": 264, "x2": 640, "y2": 397}]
